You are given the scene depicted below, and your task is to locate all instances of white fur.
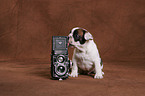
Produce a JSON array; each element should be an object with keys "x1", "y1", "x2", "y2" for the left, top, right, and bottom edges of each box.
[{"x1": 68, "y1": 27, "x2": 104, "y2": 79}]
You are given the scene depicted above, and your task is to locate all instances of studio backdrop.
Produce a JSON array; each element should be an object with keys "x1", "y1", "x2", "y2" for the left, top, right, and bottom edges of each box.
[{"x1": 0, "y1": 0, "x2": 145, "y2": 62}]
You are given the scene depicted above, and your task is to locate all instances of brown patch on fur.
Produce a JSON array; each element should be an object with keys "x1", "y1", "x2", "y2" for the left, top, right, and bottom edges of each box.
[{"x1": 77, "y1": 29, "x2": 84, "y2": 37}]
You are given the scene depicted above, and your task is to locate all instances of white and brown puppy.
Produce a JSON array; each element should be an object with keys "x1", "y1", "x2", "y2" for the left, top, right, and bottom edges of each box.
[{"x1": 68, "y1": 27, "x2": 104, "y2": 79}]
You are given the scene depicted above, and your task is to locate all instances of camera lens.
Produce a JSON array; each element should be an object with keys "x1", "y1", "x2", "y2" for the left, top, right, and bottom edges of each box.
[
  {"x1": 57, "y1": 56, "x2": 65, "y2": 63},
  {"x1": 57, "y1": 66, "x2": 65, "y2": 73},
  {"x1": 55, "y1": 64, "x2": 67, "y2": 76}
]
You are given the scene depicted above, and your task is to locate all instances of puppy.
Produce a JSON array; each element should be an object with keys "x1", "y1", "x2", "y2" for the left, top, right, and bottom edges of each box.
[{"x1": 68, "y1": 27, "x2": 104, "y2": 79}]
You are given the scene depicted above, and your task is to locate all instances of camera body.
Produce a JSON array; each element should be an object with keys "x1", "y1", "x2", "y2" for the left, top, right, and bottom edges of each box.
[{"x1": 51, "y1": 36, "x2": 71, "y2": 80}]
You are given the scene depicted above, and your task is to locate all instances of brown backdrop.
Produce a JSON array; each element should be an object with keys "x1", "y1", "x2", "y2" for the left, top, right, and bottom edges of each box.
[
  {"x1": 0, "y1": 0, "x2": 145, "y2": 62},
  {"x1": 0, "y1": 0, "x2": 145, "y2": 96}
]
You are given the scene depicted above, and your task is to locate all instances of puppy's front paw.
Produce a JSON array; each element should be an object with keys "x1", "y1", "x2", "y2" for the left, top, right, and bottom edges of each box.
[
  {"x1": 70, "y1": 71, "x2": 78, "y2": 77},
  {"x1": 94, "y1": 74, "x2": 103, "y2": 79}
]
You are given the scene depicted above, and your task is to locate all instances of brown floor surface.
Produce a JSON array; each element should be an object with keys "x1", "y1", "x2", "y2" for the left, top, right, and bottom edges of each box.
[{"x1": 0, "y1": 60, "x2": 144, "y2": 96}]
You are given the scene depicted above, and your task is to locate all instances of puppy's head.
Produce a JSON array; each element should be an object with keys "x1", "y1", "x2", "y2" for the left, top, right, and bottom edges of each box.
[{"x1": 68, "y1": 27, "x2": 93, "y2": 47}]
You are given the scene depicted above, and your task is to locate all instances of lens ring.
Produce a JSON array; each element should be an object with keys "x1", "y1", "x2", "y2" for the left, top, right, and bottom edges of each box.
[
  {"x1": 57, "y1": 66, "x2": 65, "y2": 73},
  {"x1": 55, "y1": 64, "x2": 67, "y2": 76},
  {"x1": 57, "y1": 55, "x2": 65, "y2": 63}
]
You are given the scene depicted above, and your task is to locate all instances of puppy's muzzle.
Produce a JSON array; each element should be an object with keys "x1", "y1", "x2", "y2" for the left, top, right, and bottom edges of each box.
[{"x1": 67, "y1": 36, "x2": 74, "y2": 48}]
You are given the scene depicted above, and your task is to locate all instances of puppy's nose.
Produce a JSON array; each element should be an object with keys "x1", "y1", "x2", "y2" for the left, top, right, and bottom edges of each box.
[{"x1": 68, "y1": 43, "x2": 69, "y2": 46}]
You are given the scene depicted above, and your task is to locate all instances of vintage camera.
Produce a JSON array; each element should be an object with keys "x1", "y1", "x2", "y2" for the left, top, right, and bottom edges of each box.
[{"x1": 51, "y1": 36, "x2": 71, "y2": 80}]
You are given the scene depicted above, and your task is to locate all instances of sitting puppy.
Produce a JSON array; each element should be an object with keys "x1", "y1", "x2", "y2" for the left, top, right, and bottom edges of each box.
[{"x1": 68, "y1": 27, "x2": 104, "y2": 79}]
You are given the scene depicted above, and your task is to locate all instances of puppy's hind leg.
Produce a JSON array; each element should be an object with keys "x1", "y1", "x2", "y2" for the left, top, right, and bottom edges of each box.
[
  {"x1": 94, "y1": 61, "x2": 103, "y2": 79},
  {"x1": 100, "y1": 59, "x2": 104, "y2": 75}
]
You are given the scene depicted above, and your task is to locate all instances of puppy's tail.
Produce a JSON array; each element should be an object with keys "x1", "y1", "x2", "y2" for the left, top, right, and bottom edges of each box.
[{"x1": 100, "y1": 59, "x2": 103, "y2": 69}]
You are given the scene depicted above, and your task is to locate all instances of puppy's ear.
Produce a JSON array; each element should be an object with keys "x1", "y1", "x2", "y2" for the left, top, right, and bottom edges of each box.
[{"x1": 84, "y1": 32, "x2": 93, "y2": 40}]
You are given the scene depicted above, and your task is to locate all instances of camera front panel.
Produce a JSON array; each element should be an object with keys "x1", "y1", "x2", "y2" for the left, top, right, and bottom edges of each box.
[
  {"x1": 51, "y1": 54, "x2": 70, "y2": 79},
  {"x1": 51, "y1": 36, "x2": 70, "y2": 80}
]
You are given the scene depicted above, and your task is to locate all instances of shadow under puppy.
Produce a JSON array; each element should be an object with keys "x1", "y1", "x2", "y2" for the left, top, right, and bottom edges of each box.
[{"x1": 68, "y1": 27, "x2": 104, "y2": 79}]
